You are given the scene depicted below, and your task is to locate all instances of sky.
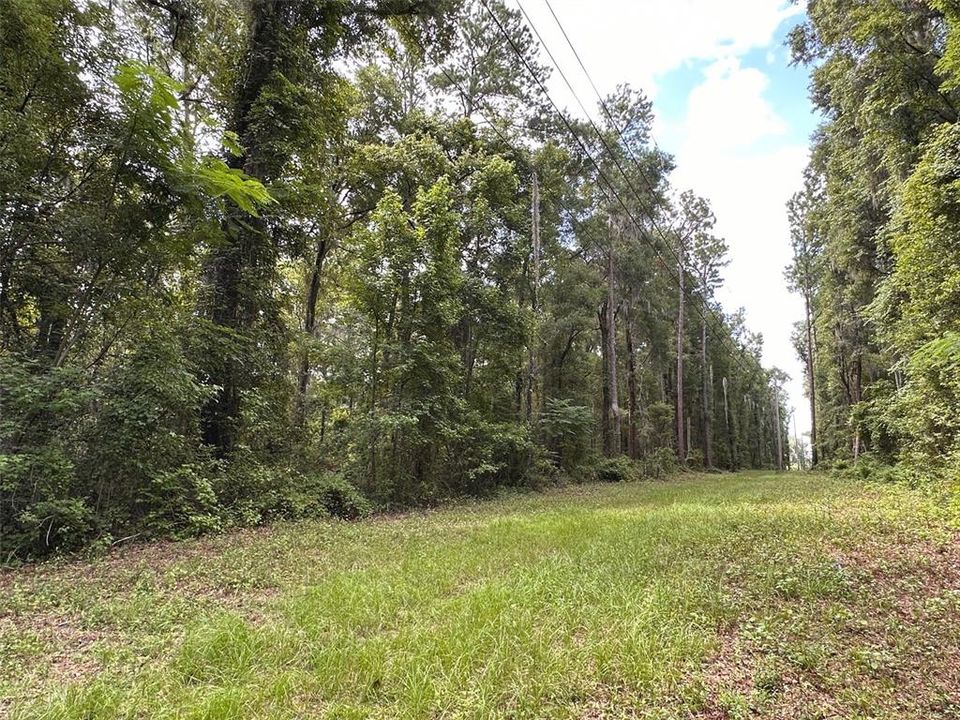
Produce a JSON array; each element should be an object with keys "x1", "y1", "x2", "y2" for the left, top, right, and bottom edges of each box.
[{"x1": 517, "y1": 0, "x2": 820, "y2": 439}]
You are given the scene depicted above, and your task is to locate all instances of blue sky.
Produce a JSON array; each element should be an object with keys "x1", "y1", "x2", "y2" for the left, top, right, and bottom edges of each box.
[
  {"x1": 519, "y1": 0, "x2": 820, "y2": 437},
  {"x1": 655, "y1": 21, "x2": 818, "y2": 155}
]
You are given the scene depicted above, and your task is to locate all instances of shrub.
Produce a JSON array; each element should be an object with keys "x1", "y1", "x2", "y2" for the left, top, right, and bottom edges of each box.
[
  {"x1": 8, "y1": 499, "x2": 101, "y2": 559},
  {"x1": 595, "y1": 455, "x2": 641, "y2": 483},
  {"x1": 686, "y1": 448, "x2": 705, "y2": 470},
  {"x1": 0, "y1": 357, "x2": 92, "y2": 558},
  {"x1": 219, "y1": 462, "x2": 371, "y2": 523},
  {"x1": 310, "y1": 473, "x2": 372, "y2": 520},
  {"x1": 541, "y1": 399, "x2": 594, "y2": 472},
  {"x1": 638, "y1": 447, "x2": 678, "y2": 480},
  {"x1": 140, "y1": 462, "x2": 223, "y2": 538}
]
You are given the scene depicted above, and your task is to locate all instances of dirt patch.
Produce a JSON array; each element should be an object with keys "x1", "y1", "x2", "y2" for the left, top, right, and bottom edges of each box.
[
  {"x1": 684, "y1": 534, "x2": 960, "y2": 719},
  {"x1": 0, "y1": 610, "x2": 114, "y2": 711}
]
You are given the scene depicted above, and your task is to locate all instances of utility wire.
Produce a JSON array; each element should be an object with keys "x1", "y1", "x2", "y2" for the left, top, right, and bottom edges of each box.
[
  {"x1": 516, "y1": 0, "x2": 762, "y2": 377},
  {"x1": 481, "y1": 0, "x2": 764, "y2": 380},
  {"x1": 410, "y1": 8, "x2": 770, "y2": 412}
]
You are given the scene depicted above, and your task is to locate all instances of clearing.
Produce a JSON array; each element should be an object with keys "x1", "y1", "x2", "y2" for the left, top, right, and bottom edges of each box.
[{"x1": 2, "y1": 472, "x2": 960, "y2": 719}]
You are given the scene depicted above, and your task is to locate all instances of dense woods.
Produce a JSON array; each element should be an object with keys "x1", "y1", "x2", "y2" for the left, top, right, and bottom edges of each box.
[
  {"x1": 2, "y1": 0, "x2": 790, "y2": 559},
  {"x1": 787, "y1": 0, "x2": 960, "y2": 482}
]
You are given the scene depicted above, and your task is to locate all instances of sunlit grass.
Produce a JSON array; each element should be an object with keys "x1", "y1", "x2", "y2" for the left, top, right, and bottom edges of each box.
[{"x1": 4, "y1": 472, "x2": 954, "y2": 719}]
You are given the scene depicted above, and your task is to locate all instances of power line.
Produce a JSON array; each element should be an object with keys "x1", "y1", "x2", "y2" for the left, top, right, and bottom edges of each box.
[
  {"x1": 516, "y1": 0, "x2": 761, "y2": 377},
  {"x1": 481, "y1": 0, "x2": 763, "y2": 380},
  {"x1": 411, "y1": 6, "x2": 770, "y2": 404}
]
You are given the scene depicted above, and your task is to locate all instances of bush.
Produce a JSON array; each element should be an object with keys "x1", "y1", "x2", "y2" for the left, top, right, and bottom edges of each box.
[
  {"x1": 541, "y1": 399, "x2": 594, "y2": 472},
  {"x1": 310, "y1": 473, "x2": 372, "y2": 520},
  {"x1": 0, "y1": 357, "x2": 92, "y2": 559},
  {"x1": 220, "y1": 462, "x2": 371, "y2": 523},
  {"x1": 595, "y1": 456, "x2": 641, "y2": 483},
  {"x1": 8, "y1": 499, "x2": 101, "y2": 559},
  {"x1": 638, "y1": 447, "x2": 678, "y2": 480},
  {"x1": 686, "y1": 448, "x2": 705, "y2": 470},
  {"x1": 140, "y1": 462, "x2": 223, "y2": 538}
]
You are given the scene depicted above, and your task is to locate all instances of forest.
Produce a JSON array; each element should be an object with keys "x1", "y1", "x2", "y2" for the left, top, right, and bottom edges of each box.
[
  {"x1": 785, "y1": 0, "x2": 960, "y2": 483},
  {"x1": 0, "y1": 0, "x2": 789, "y2": 560},
  {"x1": 7, "y1": 0, "x2": 960, "y2": 716}
]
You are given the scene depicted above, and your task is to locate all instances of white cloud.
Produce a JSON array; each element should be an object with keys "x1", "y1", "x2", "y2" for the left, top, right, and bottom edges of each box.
[
  {"x1": 669, "y1": 60, "x2": 811, "y2": 434},
  {"x1": 521, "y1": 0, "x2": 801, "y2": 101},
  {"x1": 681, "y1": 58, "x2": 787, "y2": 151}
]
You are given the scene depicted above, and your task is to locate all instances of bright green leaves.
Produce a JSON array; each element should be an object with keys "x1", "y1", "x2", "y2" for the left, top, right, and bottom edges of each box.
[
  {"x1": 194, "y1": 158, "x2": 274, "y2": 216},
  {"x1": 114, "y1": 59, "x2": 182, "y2": 122},
  {"x1": 910, "y1": 333, "x2": 960, "y2": 374},
  {"x1": 222, "y1": 131, "x2": 244, "y2": 158},
  {"x1": 886, "y1": 122, "x2": 960, "y2": 350},
  {"x1": 792, "y1": 0, "x2": 960, "y2": 470},
  {"x1": 113, "y1": 60, "x2": 273, "y2": 217}
]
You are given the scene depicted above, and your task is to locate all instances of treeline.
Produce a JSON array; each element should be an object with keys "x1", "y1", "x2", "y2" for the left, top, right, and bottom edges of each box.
[
  {"x1": 0, "y1": 0, "x2": 785, "y2": 559},
  {"x1": 787, "y1": 0, "x2": 960, "y2": 481}
]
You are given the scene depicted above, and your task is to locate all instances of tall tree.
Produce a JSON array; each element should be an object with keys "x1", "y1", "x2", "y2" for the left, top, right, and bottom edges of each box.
[
  {"x1": 689, "y1": 228, "x2": 727, "y2": 468},
  {"x1": 785, "y1": 174, "x2": 823, "y2": 466},
  {"x1": 199, "y1": 0, "x2": 452, "y2": 455},
  {"x1": 672, "y1": 191, "x2": 715, "y2": 463}
]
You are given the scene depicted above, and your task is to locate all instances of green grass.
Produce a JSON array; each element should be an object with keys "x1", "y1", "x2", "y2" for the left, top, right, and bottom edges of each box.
[{"x1": 2, "y1": 472, "x2": 959, "y2": 719}]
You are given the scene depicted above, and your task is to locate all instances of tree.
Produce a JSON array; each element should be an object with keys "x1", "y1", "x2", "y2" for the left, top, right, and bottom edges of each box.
[
  {"x1": 785, "y1": 173, "x2": 823, "y2": 466},
  {"x1": 199, "y1": 0, "x2": 454, "y2": 456},
  {"x1": 689, "y1": 226, "x2": 728, "y2": 468},
  {"x1": 672, "y1": 191, "x2": 716, "y2": 463}
]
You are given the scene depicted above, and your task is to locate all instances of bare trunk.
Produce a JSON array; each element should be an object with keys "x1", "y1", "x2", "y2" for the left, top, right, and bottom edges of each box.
[
  {"x1": 625, "y1": 306, "x2": 638, "y2": 459},
  {"x1": 296, "y1": 237, "x2": 329, "y2": 425},
  {"x1": 722, "y1": 375, "x2": 736, "y2": 470},
  {"x1": 701, "y1": 317, "x2": 713, "y2": 467},
  {"x1": 851, "y1": 356, "x2": 863, "y2": 460},
  {"x1": 526, "y1": 171, "x2": 541, "y2": 426},
  {"x1": 773, "y1": 387, "x2": 783, "y2": 472},
  {"x1": 676, "y1": 254, "x2": 686, "y2": 462},
  {"x1": 599, "y1": 305, "x2": 611, "y2": 455},
  {"x1": 804, "y1": 294, "x2": 819, "y2": 466},
  {"x1": 606, "y1": 237, "x2": 621, "y2": 455}
]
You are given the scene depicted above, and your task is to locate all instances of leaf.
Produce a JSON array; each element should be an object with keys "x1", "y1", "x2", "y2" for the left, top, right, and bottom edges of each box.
[
  {"x1": 222, "y1": 131, "x2": 244, "y2": 158},
  {"x1": 194, "y1": 158, "x2": 274, "y2": 216}
]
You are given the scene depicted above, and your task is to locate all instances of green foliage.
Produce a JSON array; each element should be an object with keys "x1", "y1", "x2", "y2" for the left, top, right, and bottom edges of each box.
[
  {"x1": 595, "y1": 455, "x2": 641, "y2": 483},
  {"x1": 541, "y1": 398, "x2": 594, "y2": 472},
  {"x1": 638, "y1": 447, "x2": 678, "y2": 480},
  {"x1": 0, "y1": 357, "x2": 90, "y2": 557},
  {"x1": 788, "y1": 1, "x2": 960, "y2": 481},
  {"x1": 254, "y1": 470, "x2": 371, "y2": 521},
  {"x1": 0, "y1": 0, "x2": 785, "y2": 560},
  {"x1": 193, "y1": 159, "x2": 274, "y2": 216}
]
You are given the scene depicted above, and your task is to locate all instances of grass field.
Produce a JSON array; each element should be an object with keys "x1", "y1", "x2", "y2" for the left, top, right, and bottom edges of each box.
[{"x1": 2, "y1": 472, "x2": 960, "y2": 719}]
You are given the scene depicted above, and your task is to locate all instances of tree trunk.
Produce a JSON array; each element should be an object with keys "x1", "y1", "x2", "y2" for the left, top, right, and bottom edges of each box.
[
  {"x1": 200, "y1": 0, "x2": 289, "y2": 455},
  {"x1": 599, "y1": 305, "x2": 611, "y2": 455},
  {"x1": 701, "y1": 317, "x2": 713, "y2": 467},
  {"x1": 296, "y1": 237, "x2": 329, "y2": 425},
  {"x1": 606, "y1": 233, "x2": 621, "y2": 456},
  {"x1": 625, "y1": 306, "x2": 638, "y2": 459},
  {"x1": 526, "y1": 171, "x2": 541, "y2": 426},
  {"x1": 773, "y1": 387, "x2": 783, "y2": 472},
  {"x1": 722, "y1": 375, "x2": 736, "y2": 470},
  {"x1": 676, "y1": 253, "x2": 686, "y2": 462},
  {"x1": 851, "y1": 355, "x2": 863, "y2": 460},
  {"x1": 804, "y1": 294, "x2": 818, "y2": 467}
]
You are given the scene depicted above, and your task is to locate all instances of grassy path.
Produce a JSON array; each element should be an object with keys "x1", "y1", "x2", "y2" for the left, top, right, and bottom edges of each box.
[{"x1": 2, "y1": 472, "x2": 959, "y2": 719}]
